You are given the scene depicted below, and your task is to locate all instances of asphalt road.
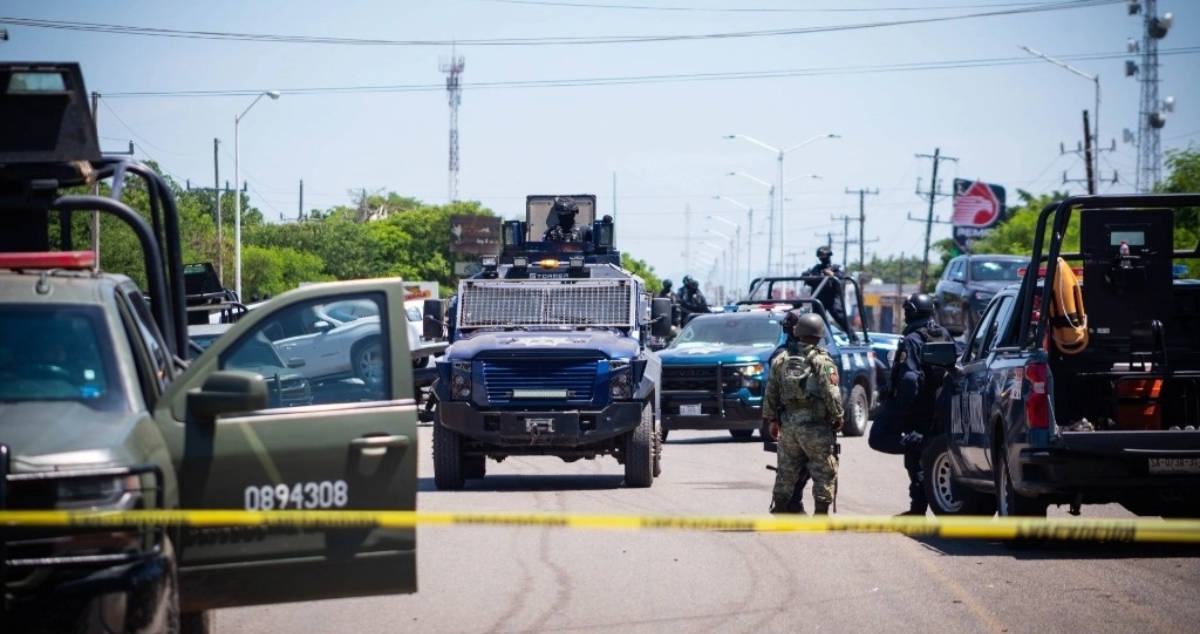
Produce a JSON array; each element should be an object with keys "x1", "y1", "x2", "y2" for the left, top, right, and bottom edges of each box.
[{"x1": 219, "y1": 427, "x2": 1200, "y2": 633}]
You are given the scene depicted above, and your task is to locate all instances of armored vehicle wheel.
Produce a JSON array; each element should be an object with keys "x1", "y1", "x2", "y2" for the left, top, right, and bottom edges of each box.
[
  {"x1": 922, "y1": 435, "x2": 995, "y2": 516},
  {"x1": 624, "y1": 401, "x2": 654, "y2": 488},
  {"x1": 842, "y1": 384, "x2": 869, "y2": 437},
  {"x1": 464, "y1": 455, "x2": 486, "y2": 480},
  {"x1": 729, "y1": 429, "x2": 754, "y2": 440},
  {"x1": 433, "y1": 423, "x2": 466, "y2": 490}
]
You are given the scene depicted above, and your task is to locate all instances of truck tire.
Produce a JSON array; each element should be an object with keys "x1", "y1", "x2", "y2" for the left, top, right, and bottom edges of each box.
[
  {"x1": 351, "y1": 336, "x2": 384, "y2": 388},
  {"x1": 922, "y1": 435, "x2": 995, "y2": 516},
  {"x1": 842, "y1": 384, "x2": 869, "y2": 437},
  {"x1": 994, "y1": 443, "x2": 1047, "y2": 517},
  {"x1": 624, "y1": 401, "x2": 654, "y2": 488},
  {"x1": 729, "y1": 429, "x2": 754, "y2": 440},
  {"x1": 464, "y1": 455, "x2": 486, "y2": 480},
  {"x1": 433, "y1": 423, "x2": 466, "y2": 490}
]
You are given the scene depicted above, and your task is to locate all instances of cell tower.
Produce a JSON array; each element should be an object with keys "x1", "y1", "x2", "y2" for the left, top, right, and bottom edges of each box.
[
  {"x1": 440, "y1": 51, "x2": 465, "y2": 202},
  {"x1": 1126, "y1": 0, "x2": 1175, "y2": 193}
]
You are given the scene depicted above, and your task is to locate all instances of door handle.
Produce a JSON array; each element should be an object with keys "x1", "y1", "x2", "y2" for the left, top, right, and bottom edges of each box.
[{"x1": 350, "y1": 434, "x2": 411, "y2": 449}]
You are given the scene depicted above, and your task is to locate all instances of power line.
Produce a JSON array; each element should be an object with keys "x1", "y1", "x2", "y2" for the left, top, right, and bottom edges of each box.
[
  {"x1": 0, "y1": 2, "x2": 1120, "y2": 48},
  {"x1": 99, "y1": 45, "x2": 1200, "y2": 99},
  {"x1": 476, "y1": 0, "x2": 1061, "y2": 13}
]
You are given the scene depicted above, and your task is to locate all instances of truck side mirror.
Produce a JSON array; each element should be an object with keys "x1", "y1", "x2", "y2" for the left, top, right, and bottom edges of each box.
[
  {"x1": 187, "y1": 371, "x2": 268, "y2": 426},
  {"x1": 423, "y1": 299, "x2": 445, "y2": 340},
  {"x1": 921, "y1": 341, "x2": 958, "y2": 368},
  {"x1": 650, "y1": 298, "x2": 673, "y2": 338}
]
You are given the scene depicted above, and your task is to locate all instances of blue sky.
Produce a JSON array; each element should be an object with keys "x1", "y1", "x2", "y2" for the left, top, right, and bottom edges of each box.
[{"x1": 4, "y1": 0, "x2": 1198, "y2": 289}]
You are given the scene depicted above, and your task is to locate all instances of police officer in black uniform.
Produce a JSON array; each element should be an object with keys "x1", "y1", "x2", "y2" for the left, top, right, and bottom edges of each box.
[
  {"x1": 542, "y1": 196, "x2": 592, "y2": 243},
  {"x1": 867, "y1": 293, "x2": 953, "y2": 515},
  {"x1": 658, "y1": 279, "x2": 674, "y2": 299},
  {"x1": 803, "y1": 246, "x2": 852, "y2": 335},
  {"x1": 677, "y1": 275, "x2": 710, "y2": 325}
]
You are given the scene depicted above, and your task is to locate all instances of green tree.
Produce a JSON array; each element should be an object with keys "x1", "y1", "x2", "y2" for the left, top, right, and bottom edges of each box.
[
  {"x1": 241, "y1": 245, "x2": 332, "y2": 299},
  {"x1": 621, "y1": 254, "x2": 662, "y2": 295}
]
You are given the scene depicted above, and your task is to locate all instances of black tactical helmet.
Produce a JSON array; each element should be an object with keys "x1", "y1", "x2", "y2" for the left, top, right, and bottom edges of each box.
[
  {"x1": 662, "y1": 278, "x2": 673, "y2": 290},
  {"x1": 551, "y1": 196, "x2": 579, "y2": 215},
  {"x1": 903, "y1": 293, "x2": 935, "y2": 322},
  {"x1": 794, "y1": 312, "x2": 826, "y2": 340},
  {"x1": 817, "y1": 246, "x2": 833, "y2": 259}
]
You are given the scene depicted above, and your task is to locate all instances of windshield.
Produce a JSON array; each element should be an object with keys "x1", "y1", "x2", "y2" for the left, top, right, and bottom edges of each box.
[
  {"x1": 0, "y1": 304, "x2": 125, "y2": 411},
  {"x1": 672, "y1": 317, "x2": 781, "y2": 348},
  {"x1": 971, "y1": 259, "x2": 1023, "y2": 282}
]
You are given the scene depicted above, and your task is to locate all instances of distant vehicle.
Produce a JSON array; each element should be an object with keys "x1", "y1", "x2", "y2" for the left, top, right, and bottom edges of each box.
[
  {"x1": 261, "y1": 301, "x2": 386, "y2": 387},
  {"x1": 835, "y1": 326, "x2": 901, "y2": 414},
  {"x1": 658, "y1": 311, "x2": 786, "y2": 440},
  {"x1": 187, "y1": 323, "x2": 312, "y2": 408},
  {"x1": 934, "y1": 254, "x2": 1026, "y2": 335},
  {"x1": 922, "y1": 195, "x2": 1200, "y2": 519}
]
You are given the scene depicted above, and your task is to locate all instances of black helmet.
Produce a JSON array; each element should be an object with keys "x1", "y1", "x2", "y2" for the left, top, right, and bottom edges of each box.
[
  {"x1": 681, "y1": 275, "x2": 693, "y2": 286},
  {"x1": 794, "y1": 313, "x2": 826, "y2": 340},
  {"x1": 817, "y1": 246, "x2": 833, "y2": 260},
  {"x1": 551, "y1": 196, "x2": 578, "y2": 215},
  {"x1": 662, "y1": 278, "x2": 673, "y2": 290},
  {"x1": 903, "y1": 293, "x2": 935, "y2": 322}
]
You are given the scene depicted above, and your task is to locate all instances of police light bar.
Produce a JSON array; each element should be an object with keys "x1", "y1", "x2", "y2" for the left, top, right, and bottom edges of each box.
[{"x1": 0, "y1": 251, "x2": 95, "y2": 270}]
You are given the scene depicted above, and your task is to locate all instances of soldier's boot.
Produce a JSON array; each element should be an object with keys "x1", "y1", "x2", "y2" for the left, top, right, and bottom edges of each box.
[
  {"x1": 812, "y1": 502, "x2": 831, "y2": 515},
  {"x1": 769, "y1": 498, "x2": 792, "y2": 514}
]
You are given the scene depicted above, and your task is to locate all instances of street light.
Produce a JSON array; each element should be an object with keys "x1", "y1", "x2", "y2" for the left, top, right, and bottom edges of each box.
[
  {"x1": 234, "y1": 90, "x2": 280, "y2": 300},
  {"x1": 709, "y1": 203, "x2": 748, "y2": 291},
  {"x1": 724, "y1": 133, "x2": 839, "y2": 275},
  {"x1": 1021, "y1": 45, "x2": 1100, "y2": 189},
  {"x1": 706, "y1": 227, "x2": 736, "y2": 295}
]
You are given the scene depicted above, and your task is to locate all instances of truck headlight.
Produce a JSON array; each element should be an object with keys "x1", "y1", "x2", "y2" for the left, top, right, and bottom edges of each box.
[
  {"x1": 609, "y1": 359, "x2": 633, "y2": 400},
  {"x1": 57, "y1": 474, "x2": 142, "y2": 509},
  {"x1": 451, "y1": 361, "x2": 472, "y2": 399}
]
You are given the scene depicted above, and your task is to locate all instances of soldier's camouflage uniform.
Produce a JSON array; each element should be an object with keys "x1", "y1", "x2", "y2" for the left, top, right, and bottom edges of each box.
[{"x1": 765, "y1": 342, "x2": 844, "y2": 509}]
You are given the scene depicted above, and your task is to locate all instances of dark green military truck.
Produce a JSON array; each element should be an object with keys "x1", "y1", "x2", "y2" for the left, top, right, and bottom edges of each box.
[{"x1": 1, "y1": 63, "x2": 418, "y2": 632}]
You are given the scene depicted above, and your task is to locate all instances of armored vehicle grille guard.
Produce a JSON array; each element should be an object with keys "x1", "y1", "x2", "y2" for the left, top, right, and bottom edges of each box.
[
  {"x1": 458, "y1": 279, "x2": 634, "y2": 329},
  {"x1": 0, "y1": 445, "x2": 165, "y2": 580}
]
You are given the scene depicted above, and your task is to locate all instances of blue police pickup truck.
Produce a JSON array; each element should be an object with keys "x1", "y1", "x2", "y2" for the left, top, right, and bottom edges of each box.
[
  {"x1": 425, "y1": 195, "x2": 672, "y2": 489},
  {"x1": 659, "y1": 275, "x2": 878, "y2": 442},
  {"x1": 921, "y1": 194, "x2": 1200, "y2": 518}
]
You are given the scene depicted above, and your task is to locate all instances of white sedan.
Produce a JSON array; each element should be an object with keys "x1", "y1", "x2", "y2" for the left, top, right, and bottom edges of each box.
[{"x1": 262, "y1": 300, "x2": 384, "y2": 387}]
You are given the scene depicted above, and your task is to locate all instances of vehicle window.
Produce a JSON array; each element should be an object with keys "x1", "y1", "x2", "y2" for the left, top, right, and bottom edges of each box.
[
  {"x1": 971, "y1": 259, "x2": 1023, "y2": 282},
  {"x1": 324, "y1": 299, "x2": 379, "y2": 323},
  {"x1": 220, "y1": 294, "x2": 390, "y2": 408},
  {"x1": 980, "y1": 296, "x2": 1013, "y2": 353},
  {"x1": 405, "y1": 306, "x2": 422, "y2": 322},
  {"x1": 951, "y1": 260, "x2": 965, "y2": 281},
  {"x1": 0, "y1": 304, "x2": 126, "y2": 411},
  {"x1": 963, "y1": 300, "x2": 1000, "y2": 363},
  {"x1": 671, "y1": 317, "x2": 782, "y2": 348},
  {"x1": 120, "y1": 290, "x2": 172, "y2": 391},
  {"x1": 188, "y1": 335, "x2": 220, "y2": 360}
]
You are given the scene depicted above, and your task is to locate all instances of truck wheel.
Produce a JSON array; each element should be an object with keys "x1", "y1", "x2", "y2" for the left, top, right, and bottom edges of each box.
[
  {"x1": 464, "y1": 455, "x2": 486, "y2": 480},
  {"x1": 842, "y1": 384, "x2": 869, "y2": 437},
  {"x1": 729, "y1": 429, "x2": 754, "y2": 440},
  {"x1": 922, "y1": 435, "x2": 994, "y2": 516},
  {"x1": 433, "y1": 423, "x2": 466, "y2": 490},
  {"x1": 352, "y1": 336, "x2": 384, "y2": 387},
  {"x1": 624, "y1": 401, "x2": 654, "y2": 488},
  {"x1": 994, "y1": 444, "x2": 1047, "y2": 517}
]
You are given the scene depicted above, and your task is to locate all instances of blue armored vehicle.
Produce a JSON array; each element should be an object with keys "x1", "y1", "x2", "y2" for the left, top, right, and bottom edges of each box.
[{"x1": 425, "y1": 195, "x2": 672, "y2": 488}]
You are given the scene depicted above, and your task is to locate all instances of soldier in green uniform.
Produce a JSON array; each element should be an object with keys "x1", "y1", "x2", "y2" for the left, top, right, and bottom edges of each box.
[{"x1": 764, "y1": 312, "x2": 845, "y2": 514}]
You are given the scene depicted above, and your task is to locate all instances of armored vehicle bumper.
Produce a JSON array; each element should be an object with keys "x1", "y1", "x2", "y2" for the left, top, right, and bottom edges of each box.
[{"x1": 438, "y1": 400, "x2": 643, "y2": 448}]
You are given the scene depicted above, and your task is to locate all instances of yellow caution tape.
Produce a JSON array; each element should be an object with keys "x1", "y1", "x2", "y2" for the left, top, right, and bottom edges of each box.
[{"x1": 1, "y1": 509, "x2": 1199, "y2": 543}]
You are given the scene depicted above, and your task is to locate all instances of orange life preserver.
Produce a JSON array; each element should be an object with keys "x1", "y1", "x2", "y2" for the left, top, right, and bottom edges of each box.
[{"x1": 1049, "y1": 257, "x2": 1088, "y2": 354}]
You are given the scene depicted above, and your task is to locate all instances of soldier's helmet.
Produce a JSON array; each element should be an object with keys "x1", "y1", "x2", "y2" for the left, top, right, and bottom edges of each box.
[
  {"x1": 794, "y1": 312, "x2": 826, "y2": 340},
  {"x1": 903, "y1": 293, "x2": 935, "y2": 322},
  {"x1": 551, "y1": 196, "x2": 579, "y2": 216},
  {"x1": 816, "y1": 246, "x2": 833, "y2": 260},
  {"x1": 662, "y1": 279, "x2": 673, "y2": 291}
]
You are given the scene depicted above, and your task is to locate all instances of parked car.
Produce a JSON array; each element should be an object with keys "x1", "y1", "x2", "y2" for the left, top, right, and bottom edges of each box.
[
  {"x1": 187, "y1": 323, "x2": 312, "y2": 408},
  {"x1": 934, "y1": 254, "x2": 1026, "y2": 335},
  {"x1": 259, "y1": 300, "x2": 385, "y2": 387}
]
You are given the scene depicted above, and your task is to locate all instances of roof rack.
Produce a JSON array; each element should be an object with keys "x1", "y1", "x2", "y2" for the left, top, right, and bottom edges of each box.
[{"x1": 0, "y1": 62, "x2": 188, "y2": 356}]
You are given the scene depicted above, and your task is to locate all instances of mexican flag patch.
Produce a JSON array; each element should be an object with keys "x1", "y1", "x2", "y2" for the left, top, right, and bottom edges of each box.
[{"x1": 827, "y1": 365, "x2": 839, "y2": 386}]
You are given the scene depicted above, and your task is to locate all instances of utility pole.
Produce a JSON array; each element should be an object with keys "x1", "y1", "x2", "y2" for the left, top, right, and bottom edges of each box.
[
  {"x1": 683, "y1": 204, "x2": 692, "y2": 274},
  {"x1": 914, "y1": 149, "x2": 958, "y2": 289},
  {"x1": 298, "y1": 178, "x2": 304, "y2": 220},
  {"x1": 612, "y1": 172, "x2": 617, "y2": 222},
  {"x1": 831, "y1": 213, "x2": 855, "y2": 269},
  {"x1": 1061, "y1": 110, "x2": 1118, "y2": 193},
  {"x1": 441, "y1": 50, "x2": 465, "y2": 202},
  {"x1": 844, "y1": 187, "x2": 879, "y2": 277},
  {"x1": 90, "y1": 91, "x2": 101, "y2": 265},
  {"x1": 213, "y1": 138, "x2": 222, "y2": 283}
]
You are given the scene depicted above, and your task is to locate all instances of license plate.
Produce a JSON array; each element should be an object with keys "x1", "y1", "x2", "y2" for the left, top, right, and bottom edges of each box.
[
  {"x1": 1148, "y1": 457, "x2": 1200, "y2": 474},
  {"x1": 679, "y1": 404, "x2": 702, "y2": 416}
]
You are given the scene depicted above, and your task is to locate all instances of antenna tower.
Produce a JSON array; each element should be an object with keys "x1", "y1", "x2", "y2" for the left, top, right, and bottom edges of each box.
[
  {"x1": 1127, "y1": 0, "x2": 1175, "y2": 192},
  {"x1": 441, "y1": 51, "x2": 465, "y2": 202}
]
